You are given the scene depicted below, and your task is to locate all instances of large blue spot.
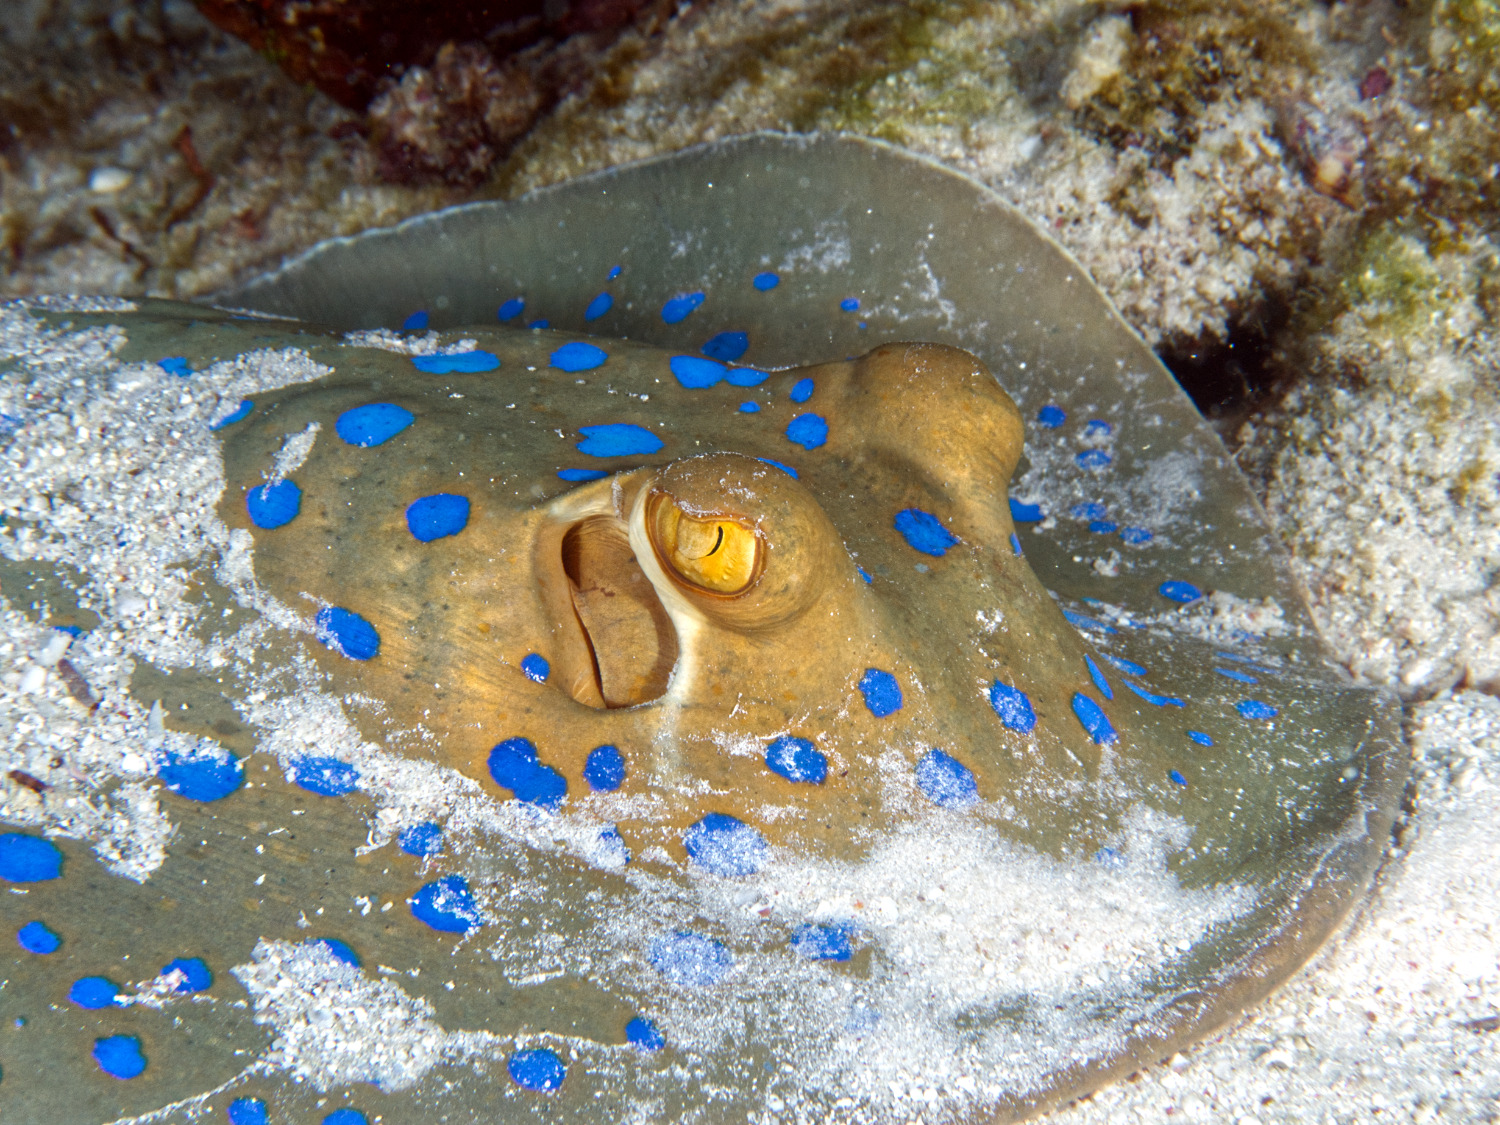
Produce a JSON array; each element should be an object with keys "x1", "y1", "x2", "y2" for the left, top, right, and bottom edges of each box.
[
  {"x1": 402, "y1": 311, "x2": 429, "y2": 331},
  {"x1": 669, "y1": 355, "x2": 726, "y2": 388},
  {"x1": 550, "y1": 342, "x2": 609, "y2": 372},
  {"x1": 158, "y1": 744, "x2": 243, "y2": 802},
  {"x1": 1009, "y1": 498, "x2": 1043, "y2": 522},
  {"x1": 1121, "y1": 679, "x2": 1185, "y2": 707},
  {"x1": 498, "y1": 297, "x2": 525, "y2": 321},
  {"x1": 585, "y1": 292, "x2": 614, "y2": 320},
  {"x1": 410, "y1": 875, "x2": 482, "y2": 933},
  {"x1": 789, "y1": 378, "x2": 814, "y2": 403},
  {"x1": 1236, "y1": 699, "x2": 1279, "y2": 720},
  {"x1": 1103, "y1": 654, "x2": 1148, "y2": 676},
  {"x1": 70, "y1": 976, "x2": 123, "y2": 1009},
  {"x1": 785, "y1": 413, "x2": 828, "y2": 450},
  {"x1": 289, "y1": 755, "x2": 359, "y2": 796},
  {"x1": 528, "y1": 318, "x2": 550, "y2": 330},
  {"x1": 915, "y1": 749, "x2": 979, "y2": 807},
  {"x1": 840, "y1": 297, "x2": 860, "y2": 311},
  {"x1": 521, "y1": 653, "x2": 549, "y2": 682},
  {"x1": 1076, "y1": 450, "x2": 1112, "y2": 471},
  {"x1": 1159, "y1": 580, "x2": 1203, "y2": 603},
  {"x1": 1120, "y1": 526, "x2": 1154, "y2": 545},
  {"x1": 323, "y1": 1110, "x2": 368, "y2": 1125},
  {"x1": 626, "y1": 1016, "x2": 665, "y2": 1051},
  {"x1": 209, "y1": 400, "x2": 253, "y2": 430},
  {"x1": 1071, "y1": 501, "x2": 1106, "y2": 520},
  {"x1": 335, "y1": 403, "x2": 414, "y2": 447},
  {"x1": 0, "y1": 833, "x2": 62, "y2": 882},
  {"x1": 246, "y1": 480, "x2": 301, "y2": 529},
  {"x1": 17, "y1": 920, "x2": 60, "y2": 954},
  {"x1": 756, "y1": 457, "x2": 798, "y2": 478},
  {"x1": 791, "y1": 922, "x2": 854, "y2": 962},
  {"x1": 858, "y1": 668, "x2": 902, "y2": 717},
  {"x1": 765, "y1": 736, "x2": 827, "y2": 785},
  {"x1": 1037, "y1": 405, "x2": 1066, "y2": 427},
  {"x1": 683, "y1": 813, "x2": 766, "y2": 876},
  {"x1": 988, "y1": 681, "x2": 1037, "y2": 733},
  {"x1": 411, "y1": 350, "x2": 500, "y2": 374},
  {"x1": 661, "y1": 292, "x2": 705, "y2": 323},
  {"x1": 583, "y1": 745, "x2": 625, "y2": 791},
  {"x1": 577, "y1": 423, "x2": 663, "y2": 458},
  {"x1": 406, "y1": 493, "x2": 469, "y2": 542},
  {"x1": 1187, "y1": 730, "x2": 1214, "y2": 747},
  {"x1": 310, "y1": 937, "x2": 360, "y2": 966},
  {"x1": 703, "y1": 331, "x2": 748, "y2": 361},
  {"x1": 1215, "y1": 667, "x2": 1259, "y2": 684},
  {"x1": 725, "y1": 367, "x2": 769, "y2": 387},
  {"x1": 508, "y1": 1048, "x2": 566, "y2": 1092},
  {"x1": 1169, "y1": 769, "x2": 1188, "y2": 787},
  {"x1": 93, "y1": 1034, "x2": 146, "y2": 1079},
  {"x1": 558, "y1": 468, "x2": 609, "y2": 481},
  {"x1": 162, "y1": 957, "x2": 211, "y2": 992},
  {"x1": 894, "y1": 508, "x2": 958, "y2": 556},
  {"x1": 1084, "y1": 654, "x2": 1113, "y2": 700},
  {"x1": 227, "y1": 1097, "x2": 269, "y2": 1125},
  {"x1": 158, "y1": 356, "x2": 192, "y2": 377},
  {"x1": 315, "y1": 606, "x2": 380, "y2": 660},
  {"x1": 649, "y1": 931, "x2": 732, "y2": 987},
  {"x1": 487, "y1": 737, "x2": 567, "y2": 809},
  {"x1": 399, "y1": 822, "x2": 443, "y2": 857},
  {"x1": 753, "y1": 272, "x2": 780, "y2": 291},
  {"x1": 1071, "y1": 693, "x2": 1117, "y2": 745},
  {"x1": 738, "y1": 402, "x2": 759, "y2": 413}
]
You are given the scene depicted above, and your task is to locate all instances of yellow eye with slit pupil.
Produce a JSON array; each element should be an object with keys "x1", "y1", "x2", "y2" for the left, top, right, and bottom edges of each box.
[{"x1": 649, "y1": 496, "x2": 760, "y2": 595}]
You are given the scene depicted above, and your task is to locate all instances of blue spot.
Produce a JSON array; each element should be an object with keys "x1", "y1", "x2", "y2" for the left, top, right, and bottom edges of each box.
[
  {"x1": 1009, "y1": 498, "x2": 1043, "y2": 522},
  {"x1": 521, "y1": 653, "x2": 549, "y2": 682},
  {"x1": 93, "y1": 1034, "x2": 146, "y2": 1079},
  {"x1": 791, "y1": 922, "x2": 854, "y2": 962},
  {"x1": 1120, "y1": 526, "x2": 1154, "y2": 545},
  {"x1": 336, "y1": 403, "x2": 413, "y2": 447},
  {"x1": 1071, "y1": 693, "x2": 1117, "y2": 745},
  {"x1": 0, "y1": 834, "x2": 62, "y2": 882},
  {"x1": 53, "y1": 624, "x2": 84, "y2": 638},
  {"x1": 314, "y1": 605, "x2": 380, "y2": 660},
  {"x1": 765, "y1": 736, "x2": 827, "y2": 784},
  {"x1": 158, "y1": 744, "x2": 243, "y2": 802},
  {"x1": 683, "y1": 813, "x2": 767, "y2": 876},
  {"x1": 577, "y1": 423, "x2": 663, "y2": 457},
  {"x1": 1094, "y1": 846, "x2": 1125, "y2": 869},
  {"x1": 661, "y1": 292, "x2": 705, "y2": 323},
  {"x1": 558, "y1": 467, "x2": 609, "y2": 481},
  {"x1": 410, "y1": 875, "x2": 482, "y2": 933},
  {"x1": 508, "y1": 1048, "x2": 566, "y2": 1092},
  {"x1": 17, "y1": 921, "x2": 60, "y2": 954},
  {"x1": 626, "y1": 1016, "x2": 665, "y2": 1051},
  {"x1": 583, "y1": 745, "x2": 625, "y2": 791},
  {"x1": 1010, "y1": 532, "x2": 1023, "y2": 556},
  {"x1": 1169, "y1": 769, "x2": 1188, "y2": 787},
  {"x1": 858, "y1": 567, "x2": 873, "y2": 583},
  {"x1": 738, "y1": 402, "x2": 760, "y2": 413},
  {"x1": 1103, "y1": 654, "x2": 1149, "y2": 676},
  {"x1": 210, "y1": 400, "x2": 253, "y2": 430},
  {"x1": 289, "y1": 755, "x2": 359, "y2": 796},
  {"x1": 858, "y1": 668, "x2": 902, "y2": 717},
  {"x1": 1085, "y1": 419, "x2": 1113, "y2": 437},
  {"x1": 1037, "y1": 405, "x2": 1066, "y2": 428},
  {"x1": 528, "y1": 319, "x2": 550, "y2": 330},
  {"x1": 310, "y1": 937, "x2": 359, "y2": 966},
  {"x1": 785, "y1": 414, "x2": 828, "y2": 450},
  {"x1": 608, "y1": 265, "x2": 622, "y2": 280},
  {"x1": 227, "y1": 1097, "x2": 269, "y2": 1125},
  {"x1": 840, "y1": 297, "x2": 860, "y2": 311},
  {"x1": 789, "y1": 378, "x2": 814, "y2": 403},
  {"x1": 498, "y1": 298, "x2": 525, "y2": 321},
  {"x1": 399, "y1": 822, "x2": 443, "y2": 857},
  {"x1": 162, "y1": 957, "x2": 211, "y2": 992},
  {"x1": 402, "y1": 311, "x2": 429, "y2": 331},
  {"x1": 246, "y1": 480, "x2": 301, "y2": 529},
  {"x1": 405, "y1": 493, "x2": 469, "y2": 542},
  {"x1": 1236, "y1": 699, "x2": 1279, "y2": 720},
  {"x1": 1084, "y1": 654, "x2": 1113, "y2": 700},
  {"x1": 1087, "y1": 520, "x2": 1118, "y2": 535},
  {"x1": 1216, "y1": 667, "x2": 1259, "y2": 684},
  {"x1": 725, "y1": 367, "x2": 769, "y2": 386},
  {"x1": 648, "y1": 931, "x2": 732, "y2": 987},
  {"x1": 70, "y1": 976, "x2": 123, "y2": 1009},
  {"x1": 411, "y1": 350, "x2": 500, "y2": 374},
  {"x1": 1076, "y1": 449, "x2": 1112, "y2": 471},
  {"x1": 595, "y1": 826, "x2": 630, "y2": 866},
  {"x1": 1071, "y1": 502, "x2": 1106, "y2": 520},
  {"x1": 1121, "y1": 679, "x2": 1185, "y2": 707},
  {"x1": 703, "y1": 331, "x2": 748, "y2": 361},
  {"x1": 915, "y1": 749, "x2": 979, "y2": 807},
  {"x1": 1159, "y1": 580, "x2": 1203, "y2": 603},
  {"x1": 753, "y1": 272, "x2": 780, "y2": 291},
  {"x1": 988, "y1": 682, "x2": 1037, "y2": 733},
  {"x1": 487, "y1": 737, "x2": 566, "y2": 809},
  {"x1": 669, "y1": 354, "x2": 726, "y2": 388},
  {"x1": 585, "y1": 292, "x2": 614, "y2": 320},
  {"x1": 550, "y1": 342, "x2": 609, "y2": 372},
  {"x1": 323, "y1": 1111, "x2": 368, "y2": 1125},
  {"x1": 756, "y1": 457, "x2": 798, "y2": 478},
  {"x1": 1063, "y1": 609, "x2": 1118, "y2": 635},
  {"x1": 1187, "y1": 730, "x2": 1214, "y2": 747},
  {"x1": 894, "y1": 508, "x2": 959, "y2": 557},
  {"x1": 157, "y1": 356, "x2": 192, "y2": 377}
]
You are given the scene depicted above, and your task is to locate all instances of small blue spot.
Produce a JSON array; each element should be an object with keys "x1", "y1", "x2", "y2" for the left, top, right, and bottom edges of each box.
[
  {"x1": 608, "y1": 265, "x2": 622, "y2": 280},
  {"x1": 1085, "y1": 419, "x2": 1113, "y2": 436},
  {"x1": 289, "y1": 755, "x2": 359, "y2": 797},
  {"x1": 988, "y1": 682, "x2": 1036, "y2": 733},
  {"x1": 1037, "y1": 405, "x2": 1066, "y2": 428},
  {"x1": 1010, "y1": 532, "x2": 1024, "y2": 556},
  {"x1": 157, "y1": 356, "x2": 192, "y2": 377},
  {"x1": 508, "y1": 1048, "x2": 566, "y2": 1092},
  {"x1": 1009, "y1": 498, "x2": 1043, "y2": 522},
  {"x1": 53, "y1": 624, "x2": 83, "y2": 638},
  {"x1": 336, "y1": 403, "x2": 414, "y2": 447},
  {"x1": 92, "y1": 1034, "x2": 146, "y2": 1079},
  {"x1": 1063, "y1": 609, "x2": 1118, "y2": 635},
  {"x1": 550, "y1": 342, "x2": 609, "y2": 372},
  {"x1": 246, "y1": 480, "x2": 301, "y2": 529},
  {"x1": 521, "y1": 653, "x2": 549, "y2": 682},
  {"x1": 402, "y1": 311, "x2": 429, "y2": 331},
  {"x1": 669, "y1": 354, "x2": 726, "y2": 388},
  {"x1": 858, "y1": 567, "x2": 873, "y2": 583},
  {"x1": 577, "y1": 423, "x2": 663, "y2": 458},
  {"x1": 791, "y1": 922, "x2": 854, "y2": 962},
  {"x1": 314, "y1": 606, "x2": 380, "y2": 660},
  {"x1": 0, "y1": 834, "x2": 63, "y2": 882},
  {"x1": 789, "y1": 378, "x2": 814, "y2": 403},
  {"x1": 528, "y1": 319, "x2": 550, "y2": 330},
  {"x1": 626, "y1": 1016, "x2": 665, "y2": 1051},
  {"x1": 1094, "y1": 846, "x2": 1125, "y2": 869},
  {"x1": 1088, "y1": 520, "x2": 1118, "y2": 534},
  {"x1": 840, "y1": 297, "x2": 860, "y2": 311},
  {"x1": 894, "y1": 508, "x2": 959, "y2": 556},
  {"x1": 738, "y1": 402, "x2": 760, "y2": 413},
  {"x1": 1103, "y1": 654, "x2": 1149, "y2": 677},
  {"x1": 916, "y1": 749, "x2": 979, "y2": 807},
  {"x1": 1169, "y1": 769, "x2": 1188, "y2": 787},
  {"x1": 583, "y1": 745, "x2": 625, "y2": 791},
  {"x1": 1121, "y1": 679, "x2": 1185, "y2": 707},
  {"x1": 411, "y1": 350, "x2": 500, "y2": 374},
  {"x1": 70, "y1": 976, "x2": 123, "y2": 1009},
  {"x1": 1071, "y1": 693, "x2": 1117, "y2": 745},
  {"x1": 310, "y1": 937, "x2": 359, "y2": 966},
  {"x1": 756, "y1": 457, "x2": 798, "y2": 478},
  {"x1": 1187, "y1": 730, "x2": 1214, "y2": 747},
  {"x1": 785, "y1": 413, "x2": 828, "y2": 450},
  {"x1": 595, "y1": 826, "x2": 630, "y2": 866},
  {"x1": 158, "y1": 744, "x2": 243, "y2": 802},
  {"x1": 1159, "y1": 580, "x2": 1203, "y2": 604},
  {"x1": 1071, "y1": 502, "x2": 1107, "y2": 520},
  {"x1": 1215, "y1": 667, "x2": 1259, "y2": 684},
  {"x1": 210, "y1": 400, "x2": 254, "y2": 430},
  {"x1": 410, "y1": 875, "x2": 482, "y2": 933},
  {"x1": 661, "y1": 292, "x2": 705, "y2": 324},
  {"x1": 398, "y1": 822, "x2": 443, "y2": 857},
  {"x1": 1076, "y1": 450, "x2": 1112, "y2": 471},
  {"x1": 17, "y1": 920, "x2": 60, "y2": 954},
  {"x1": 858, "y1": 668, "x2": 902, "y2": 717},
  {"x1": 683, "y1": 813, "x2": 766, "y2": 876},
  {"x1": 1236, "y1": 699, "x2": 1279, "y2": 720},
  {"x1": 703, "y1": 331, "x2": 748, "y2": 362},
  {"x1": 1120, "y1": 526, "x2": 1154, "y2": 545},
  {"x1": 405, "y1": 494, "x2": 469, "y2": 542},
  {"x1": 1084, "y1": 654, "x2": 1114, "y2": 700},
  {"x1": 649, "y1": 931, "x2": 732, "y2": 987},
  {"x1": 323, "y1": 1110, "x2": 368, "y2": 1125},
  {"x1": 765, "y1": 736, "x2": 827, "y2": 784},
  {"x1": 725, "y1": 367, "x2": 769, "y2": 386},
  {"x1": 487, "y1": 737, "x2": 566, "y2": 809},
  {"x1": 585, "y1": 292, "x2": 614, "y2": 320},
  {"x1": 753, "y1": 272, "x2": 780, "y2": 291},
  {"x1": 558, "y1": 467, "x2": 609, "y2": 481},
  {"x1": 162, "y1": 957, "x2": 211, "y2": 993},
  {"x1": 498, "y1": 298, "x2": 525, "y2": 321},
  {"x1": 227, "y1": 1096, "x2": 269, "y2": 1125}
]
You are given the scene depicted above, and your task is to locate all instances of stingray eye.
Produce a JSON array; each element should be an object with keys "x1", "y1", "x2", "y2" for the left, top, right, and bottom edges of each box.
[{"x1": 649, "y1": 494, "x2": 761, "y2": 595}]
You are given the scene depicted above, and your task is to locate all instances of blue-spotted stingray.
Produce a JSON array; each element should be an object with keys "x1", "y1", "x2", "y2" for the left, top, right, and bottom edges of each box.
[{"x1": 0, "y1": 134, "x2": 1403, "y2": 1125}]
